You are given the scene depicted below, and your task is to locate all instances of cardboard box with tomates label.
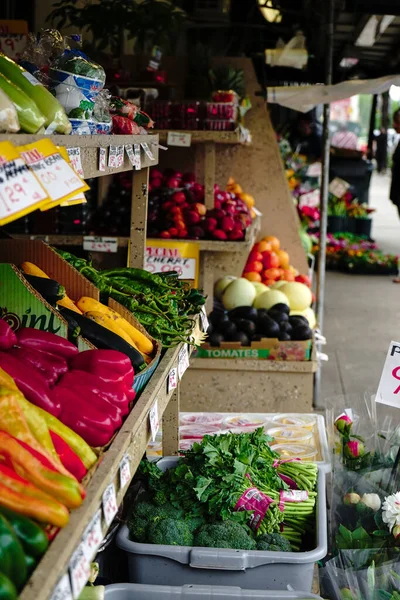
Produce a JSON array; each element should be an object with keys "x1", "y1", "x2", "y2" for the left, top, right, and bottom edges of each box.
[
  {"x1": 0, "y1": 240, "x2": 161, "y2": 393},
  {"x1": 196, "y1": 338, "x2": 312, "y2": 361}
]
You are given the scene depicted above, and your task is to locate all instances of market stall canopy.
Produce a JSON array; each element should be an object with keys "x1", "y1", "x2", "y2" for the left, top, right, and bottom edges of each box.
[{"x1": 266, "y1": 74, "x2": 400, "y2": 112}]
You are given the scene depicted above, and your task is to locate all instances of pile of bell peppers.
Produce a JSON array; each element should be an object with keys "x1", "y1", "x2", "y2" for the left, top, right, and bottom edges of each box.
[{"x1": 0, "y1": 322, "x2": 136, "y2": 448}]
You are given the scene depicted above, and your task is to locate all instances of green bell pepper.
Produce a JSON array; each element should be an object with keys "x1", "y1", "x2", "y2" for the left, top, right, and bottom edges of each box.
[
  {"x1": 0, "y1": 514, "x2": 27, "y2": 590},
  {"x1": 0, "y1": 573, "x2": 17, "y2": 600},
  {"x1": 0, "y1": 507, "x2": 49, "y2": 558}
]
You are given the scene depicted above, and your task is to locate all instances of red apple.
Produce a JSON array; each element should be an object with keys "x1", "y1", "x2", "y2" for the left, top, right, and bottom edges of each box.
[
  {"x1": 212, "y1": 229, "x2": 228, "y2": 240},
  {"x1": 185, "y1": 211, "x2": 201, "y2": 225},
  {"x1": 178, "y1": 229, "x2": 188, "y2": 238},
  {"x1": 220, "y1": 216, "x2": 235, "y2": 232},
  {"x1": 150, "y1": 168, "x2": 163, "y2": 179},
  {"x1": 151, "y1": 177, "x2": 163, "y2": 189},
  {"x1": 160, "y1": 231, "x2": 171, "y2": 239},
  {"x1": 204, "y1": 217, "x2": 218, "y2": 232},
  {"x1": 295, "y1": 274, "x2": 312, "y2": 288},
  {"x1": 229, "y1": 229, "x2": 245, "y2": 240},
  {"x1": 166, "y1": 178, "x2": 180, "y2": 189},
  {"x1": 172, "y1": 191, "x2": 186, "y2": 204},
  {"x1": 182, "y1": 172, "x2": 196, "y2": 183},
  {"x1": 214, "y1": 200, "x2": 222, "y2": 210}
]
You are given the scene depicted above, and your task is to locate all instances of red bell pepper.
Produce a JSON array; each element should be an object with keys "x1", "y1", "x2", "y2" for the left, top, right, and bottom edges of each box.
[
  {"x1": 10, "y1": 346, "x2": 68, "y2": 386},
  {"x1": 89, "y1": 365, "x2": 134, "y2": 388},
  {"x1": 59, "y1": 370, "x2": 129, "y2": 416},
  {"x1": 0, "y1": 464, "x2": 69, "y2": 528},
  {"x1": 50, "y1": 431, "x2": 87, "y2": 482},
  {"x1": 17, "y1": 328, "x2": 79, "y2": 360},
  {"x1": 0, "y1": 320, "x2": 17, "y2": 350},
  {"x1": 55, "y1": 387, "x2": 116, "y2": 447},
  {"x1": 0, "y1": 432, "x2": 84, "y2": 509},
  {"x1": 0, "y1": 352, "x2": 61, "y2": 416},
  {"x1": 70, "y1": 349, "x2": 132, "y2": 377},
  {"x1": 55, "y1": 381, "x2": 122, "y2": 427}
]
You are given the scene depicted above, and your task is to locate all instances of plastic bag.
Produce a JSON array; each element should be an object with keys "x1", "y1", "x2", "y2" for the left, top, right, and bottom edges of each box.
[
  {"x1": 93, "y1": 90, "x2": 112, "y2": 134},
  {"x1": 0, "y1": 89, "x2": 20, "y2": 132}
]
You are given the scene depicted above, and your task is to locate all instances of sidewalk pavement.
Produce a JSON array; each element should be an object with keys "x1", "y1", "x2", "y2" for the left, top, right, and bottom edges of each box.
[{"x1": 317, "y1": 172, "x2": 400, "y2": 407}]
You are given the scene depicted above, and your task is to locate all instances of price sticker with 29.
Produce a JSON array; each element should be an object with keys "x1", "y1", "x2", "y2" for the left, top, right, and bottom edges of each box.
[
  {"x1": 0, "y1": 141, "x2": 49, "y2": 226},
  {"x1": 102, "y1": 482, "x2": 118, "y2": 526}
]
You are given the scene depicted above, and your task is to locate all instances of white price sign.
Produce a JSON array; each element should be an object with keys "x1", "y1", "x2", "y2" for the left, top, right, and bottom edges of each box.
[
  {"x1": 167, "y1": 132, "x2": 192, "y2": 147},
  {"x1": 108, "y1": 145, "x2": 124, "y2": 169},
  {"x1": 82, "y1": 510, "x2": 103, "y2": 561},
  {"x1": 98, "y1": 147, "x2": 106, "y2": 172},
  {"x1": 178, "y1": 345, "x2": 190, "y2": 380},
  {"x1": 125, "y1": 144, "x2": 140, "y2": 169},
  {"x1": 168, "y1": 367, "x2": 178, "y2": 392},
  {"x1": 149, "y1": 400, "x2": 160, "y2": 441},
  {"x1": 23, "y1": 151, "x2": 85, "y2": 202},
  {"x1": 102, "y1": 483, "x2": 118, "y2": 526},
  {"x1": 133, "y1": 144, "x2": 141, "y2": 170},
  {"x1": 145, "y1": 246, "x2": 197, "y2": 280},
  {"x1": 67, "y1": 147, "x2": 84, "y2": 178},
  {"x1": 376, "y1": 341, "x2": 400, "y2": 408},
  {"x1": 83, "y1": 236, "x2": 118, "y2": 253},
  {"x1": 69, "y1": 544, "x2": 90, "y2": 599},
  {"x1": 299, "y1": 189, "x2": 320, "y2": 209},
  {"x1": 0, "y1": 158, "x2": 48, "y2": 223},
  {"x1": 50, "y1": 574, "x2": 73, "y2": 600},
  {"x1": 328, "y1": 177, "x2": 350, "y2": 199},
  {"x1": 141, "y1": 142, "x2": 155, "y2": 161},
  {"x1": 119, "y1": 454, "x2": 131, "y2": 489}
]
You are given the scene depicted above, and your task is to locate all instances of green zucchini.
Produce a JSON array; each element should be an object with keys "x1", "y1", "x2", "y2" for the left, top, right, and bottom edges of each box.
[
  {"x1": 59, "y1": 307, "x2": 146, "y2": 373},
  {"x1": 24, "y1": 275, "x2": 65, "y2": 304},
  {"x1": 0, "y1": 54, "x2": 71, "y2": 134},
  {"x1": 57, "y1": 306, "x2": 81, "y2": 345},
  {"x1": 0, "y1": 73, "x2": 45, "y2": 133}
]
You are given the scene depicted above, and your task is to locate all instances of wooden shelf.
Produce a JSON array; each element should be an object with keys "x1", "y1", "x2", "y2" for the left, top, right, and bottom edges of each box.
[
  {"x1": 154, "y1": 129, "x2": 244, "y2": 145},
  {"x1": 20, "y1": 326, "x2": 201, "y2": 600},
  {"x1": 13, "y1": 215, "x2": 260, "y2": 253},
  {"x1": 0, "y1": 133, "x2": 160, "y2": 179}
]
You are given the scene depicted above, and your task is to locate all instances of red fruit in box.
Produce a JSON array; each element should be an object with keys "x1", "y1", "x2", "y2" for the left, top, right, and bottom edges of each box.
[
  {"x1": 245, "y1": 260, "x2": 263, "y2": 273},
  {"x1": 295, "y1": 274, "x2": 312, "y2": 288},
  {"x1": 164, "y1": 168, "x2": 177, "y2": 178},
  {"x1": 214, "y1": 200, "x2": 222, "y2": 210},
  {"x1": 174, "y1": 171, "x2": 183, "y2": 180},
  {"x1": 180, "y1": 202, "x2": 190, "y2": 210},
  {"x1": 148, "y1": 182, "x2": 152, "y2": 193},
  {"x1": 229, "y1": 229, "x2": 245, "y2": 241},
  {"x1": 220, "y1": 191, "x2": 232, "y2": 202},
  {"x1": 213, "y1": 229, "x2": 228, "y2": 240},
  {"x1": 185, "y1": 211, "x2": 201, "y2": 225},
  {"x1": 194, "y1": 203, "x2": 207, "y2": 216},
  {"x1": 204, "y1": 217, "x2": 218, "y2": 232},
  {"x1": 220, "y1": 216, "x2": 235, "y2": 232},
  {"x1": 223, "y1": 203, "x2": 236, "y2": 216},
  {"x1": 262, "y1": 251, "x2": 280, "y2": 269},
  {"x1": 162, "y1": 201, "x2": 174, "y2": 210},
  {"x1": 248, "y1": 251, "x2": 263, "y2": 263},
  {"x1": 192, "y1": 183, "x2": 204, "y2": 194},
  {"x1": 172, "y1": 191, "x2": 186, "y2": 204},
  {"x1": 214, "y1": 183, "x2": 220, "y2": 191},
  {"x1": 178, "y1": 229, "x2": 188, "y2": 238},
  {"x1": 150, "y1": 168, "x2": 163, "y2": 179},
  {"x1": 234, "y1": 218, "x2": 244, "y2": 230},
  {"x1": 166, "y1": 178, "x2": 180, "y2": 189},
  {"x1": 182, "y1": 172, "x2": 196, "y2": 183},
  {"x1": 215, "y1": 191, "x2": 225, "y2": 202},
  {"x1": 151, "y1": 177, "x2": 163, "y2": 189},
  {"x1": 160, "y1": 231, "x2": 171, "y2": 239},
  {"x1": 188, "y1": 226, "x2": 205, "y2": 239},
  {"x1": 208, "y1": 208, "x2": 226, "y2": 220},
  {"x1": 170, "y1": 206, "x2": 182, "y2": 215},
  {"x1": 169, "y1": 227, "x2": 178, "y2": 237}
]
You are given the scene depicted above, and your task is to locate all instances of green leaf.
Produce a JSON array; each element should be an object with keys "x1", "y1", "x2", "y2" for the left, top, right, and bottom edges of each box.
[{"x1": 367, "y1": 560, "x2": 376, "y2": 592}]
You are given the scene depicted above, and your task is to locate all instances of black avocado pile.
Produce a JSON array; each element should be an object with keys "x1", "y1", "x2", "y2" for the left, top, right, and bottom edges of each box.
[{"x1": 207, "y1": 303, "x2": 312, "y2": 347}]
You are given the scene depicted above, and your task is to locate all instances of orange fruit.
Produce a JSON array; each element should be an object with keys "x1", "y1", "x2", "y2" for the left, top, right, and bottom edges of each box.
[
  {"x1": 262, "y1": 268, "x2": 281, "y2": 281},
  {"x1": 254, "y1": 241, "x2": 272, "y2": 253},
  {"x1": 244, "y1": 272, "x2": 262, "y2": 282},
  {"x1": 262, "y1": 251, "x2": 280, "y2": 270},
  {"x1": 262, "y1": 235, "x2": 280, "y2": 252},
  {"x1": 244, "y1": 260, "x2": 263, "y2": 273},
  {"x1": 280, "y1": 269, "x2": 295, "y2": 282},
  {"x1": 276, "y1": 249, "x2": 290, "y2": 268},
  {"x1": 262, "y1": 279, "x2": 276, "y2": 287}
]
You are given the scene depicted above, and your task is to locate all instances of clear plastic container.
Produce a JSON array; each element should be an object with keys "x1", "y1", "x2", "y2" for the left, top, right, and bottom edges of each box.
[
  {"x1": 224, "y1": 415, "x2": 266, "y2": 429},
  {"x1": 179, "y1": 438, "x2": 198, "y2": 451},
  {"x1": 266, "y1": 427, "x2": 313, "y2": 444},
  {"x1": 179, "y1": 424, "x2": 221, "y2": 439},
  {"x1": 271, "y1": 414, "x2": 317, "y2": 431},
  {"x1": 271, "y1": 443, "x2": 318, "y2": 461},
  {"x1": 180, "y1": 413, "x2": 225, "y2": 427}
]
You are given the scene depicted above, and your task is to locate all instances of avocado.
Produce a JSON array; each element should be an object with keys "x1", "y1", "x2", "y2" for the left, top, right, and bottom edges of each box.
[
  {"x1": 256, "y1": 314, "x2": 280, "y2": 338},
  {"x1": 271, "y1": 302, "x2": 290, "y2": 315},
  {"x1": 218, "y1": 320, "x2": 238, "y2": 340},
  {"x1": 280, "y1": 321, "x2": 292, "y2": 334},
  {"x1": 231, "y1": 331, "x2": 250, "y2": 346},
  {"x1": 209, "y1": 331, "x2": 224, "y2": 346},
  {"x1": 291, "y1": 325, "x2": 312, "y2": 341},
  {"x1": 289, "y1": 315, "x2": 309, "y2": 328},
  {"x1": 278, "y1": 332, "x2": 291, "y2": 341},
  {"x1": 268, "y1": 309, "x2": 289, "y2": 323},
  {"x1": 233, "y1": 318, "x2": 256, "y2": 337},
  {"x1": 228, "y1": 306, "x2": 258, "y2": 322},
  {"x1": 209, "y1": 309, "x2": 228, "y2": 326}
]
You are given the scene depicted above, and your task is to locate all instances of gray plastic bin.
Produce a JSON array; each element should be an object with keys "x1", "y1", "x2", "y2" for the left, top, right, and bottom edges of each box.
[
  {"x1": 105, "y1": 583, "x2": 323, "y2": 598},
  {"x1": 116, "y1": 458, "x2": 327, "y2": 591}
]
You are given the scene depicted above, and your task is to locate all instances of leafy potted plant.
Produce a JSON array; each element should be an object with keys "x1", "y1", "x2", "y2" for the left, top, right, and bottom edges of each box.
[
  {"x1": 328, "y1": 195, "x2": 347, "y2": 233},
  {"x1": 346, "y1": 202, "x2": 375, "y2": 238}
]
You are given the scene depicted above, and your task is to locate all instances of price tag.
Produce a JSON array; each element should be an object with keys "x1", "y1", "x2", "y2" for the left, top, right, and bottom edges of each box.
[
  {"x1": 299, "y1": 189, "x2": 320, "y2": 209},
  {"x1": 102, "y1": 483, "x2": 118, "y2": 526},
  {"x1": 82, "y1": 510, "x2": 103, "y2": 561},
  {"x1": 0, "y1": 34, "x2": 28, "y2": 61},
  {"x1": 50, "y1": 573, "x2": 73, "y2": 600},
  {"x1": 98, "y1": 147, "x2": 106, "y2": 172},
  {"x1": 200, "y1": 306, "x2": 209, "y2": 332},
  {"x1": 133, "y1": 144, "x2": 141, "y2": 170},
  {"x1": 168, "y1": 367, "x2": 178, "y2": 392},
  {"x1": 125, "y1": 144, "x2": 136, "y2": 168},
  {"x1": 83, "y1": 236, "x2": 118, "y2": 253},
  {"x1": 167, "y1": 132, "x2": 192, "y2": 147},
  {"x1": 67, "y1": 148, "x2": 84, "y2": 178},
  {"x1": 328, "y1": 177, "x2": 350, "y2": 199},
  {"x1": 141, "y1": 142, "x2": 155, "y2": 161},
  {"x1": 149, "y1": 400, "x2": 159, "y2": 441},
  {"x1": 376, "y1": 341, "x2": 400, "y2": 408},
  {"x1": 178, "y1": 344, "x2": 190, "y2": 380},
  {"x1": 69, "y1": 544, "x2": 90, "y2": 599},
  {"x1": 119, "y1": 454, "x2": 131, "y2": 489},
  {"x1": 108, "y1": 145, "x2": 124, "y2": 169},
  {"x1": 306, "y1": 162, "x2": 322, "y2": 178}
]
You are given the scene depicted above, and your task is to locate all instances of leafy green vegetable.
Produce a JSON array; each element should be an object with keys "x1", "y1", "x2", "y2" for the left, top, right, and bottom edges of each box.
[{"x1": 194, "y1": 520, "x2": 256, "y2": 550}]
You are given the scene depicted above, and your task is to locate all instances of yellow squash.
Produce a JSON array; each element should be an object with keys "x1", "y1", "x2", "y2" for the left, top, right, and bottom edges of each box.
[{"x1": 21, "y1": 261, "x2": 82, "y2": 314}]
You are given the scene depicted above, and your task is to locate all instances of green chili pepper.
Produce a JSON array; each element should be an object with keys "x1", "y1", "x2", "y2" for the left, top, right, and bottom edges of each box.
[{"x1": 102, "y1": 268, "x2": 178, "y2": 291}]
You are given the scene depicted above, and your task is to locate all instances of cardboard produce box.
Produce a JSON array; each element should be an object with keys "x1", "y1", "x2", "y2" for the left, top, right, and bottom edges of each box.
[{"x1": 196, "y1": 338, "x2": 312, "y2": 361}]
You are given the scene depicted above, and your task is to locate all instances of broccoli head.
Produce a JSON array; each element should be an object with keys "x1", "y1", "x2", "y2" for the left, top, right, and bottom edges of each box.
[
  {"x1": 255, "y1": 532, "x2": 291, "y2": 552},
  {"x1": 148, "y1": 518, "x2": 194, "y2": 546},
  {"x1": 194, "y1": 520, "x2": 256, "y2": 550},
  {"x1": 128, "y1": 515, "x2": 148, "y2": 543},
  {"x1": 152, "y1": 489, "x2": 169, "y2": 506},
  {"x1": 132, "y1": 499, "x2": 156, "y2": 521},
  {"x1": 151, "y1": 503, "x2": 184, "y2": 523},
  {"x1": 184, "y1": 515, "x2": 206, "y2": 533}
]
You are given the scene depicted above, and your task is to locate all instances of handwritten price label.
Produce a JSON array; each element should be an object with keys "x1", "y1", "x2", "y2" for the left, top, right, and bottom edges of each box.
[
  {"x1": 27, "y1": 153, "x2": 85, "y2": 201},
  {"x1": 141, "y1": 142, "x2": 155, "y2": 161},
  {"x1": 50, "y1": 573, "x2": 73, "y2": 600},
  {"x1": 178, "y1": 344, "x2": 190, "y2": 380},
  {"x1": 119, "y1": 454, "x2": 131, "y2": 489},
  {"x1": 67, "y1": 147, "x2": 84, "y2": 178},
  {"x1": 168, "y1": 367, "x2": 178, "y2": 392},
  {"x1": 108, "y1": 145, "x2": 124, "y2": 169},
  {"x1": 133, "y1": 144, "x2": 141, "y2": 170},
  {"x1": 102, "y1": 483, "x2": 118, "y2": 526},
  {"x1": 82, "y1": 510, "x2": 103, "y2": 561},
  {"x1": 69, "y1": 544, "x2": 90, "y2": 599},
  {"x1": 167, "y1": 132, "x2": 192, "y2": 147},
  {"x1": 376, "y1": 341, "x2": 400, "y2": 408},
  {"x1": 98, "y1": 147, "x2": 106, "y2": 172},
  {"x1": 0, "y1": 157, "x2": 48, "y2": 223},
  {"x1": 149, "y1": 400, "x2": 159, "y2": 441},
  {"x1": 200, "y1": 306, "x2": 209, "y2": 332},
  {"x1": 83, "y1": 236, "x2": 118, "y2": 253}
]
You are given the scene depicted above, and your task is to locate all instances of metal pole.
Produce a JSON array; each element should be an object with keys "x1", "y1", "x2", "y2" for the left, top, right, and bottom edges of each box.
[{"x1": 314, "y1": 0, "x2": 334, "y2": 404}]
